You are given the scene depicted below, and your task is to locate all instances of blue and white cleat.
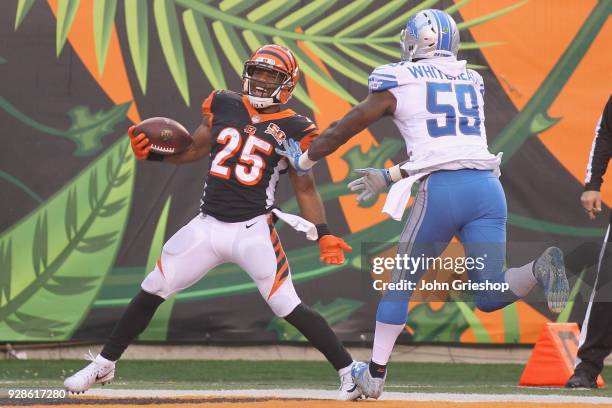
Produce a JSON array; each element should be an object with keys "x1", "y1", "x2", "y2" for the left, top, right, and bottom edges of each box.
[
  {"x1": 338, "y1": 361, "x2": 362, "y2": 400},
  {"x1": 533, "y1": 247, "x2": 569, "y2": 313},
  {"x1": 352, "y1": 361, "x2": 386, "y2": 399}
]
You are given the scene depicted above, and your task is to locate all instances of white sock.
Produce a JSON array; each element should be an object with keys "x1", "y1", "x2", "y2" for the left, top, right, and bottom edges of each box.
[
  {"x1": 338, "y1": 362, "x2": 353, "y2": 377},
  {"x1": 371, "y1": 321, "x2": 405, "y2": 365},
  {"x1": 95, "y1": 354, "x2": 115, "y2": 366},
  {"x1": 504, "y1": 261, "x2": 537, "y2": 297}
]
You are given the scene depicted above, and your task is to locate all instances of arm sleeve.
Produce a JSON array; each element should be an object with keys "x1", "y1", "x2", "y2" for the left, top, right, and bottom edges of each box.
[{"x1": 585, "y1": 96, "x2": 612, "y2": 191}]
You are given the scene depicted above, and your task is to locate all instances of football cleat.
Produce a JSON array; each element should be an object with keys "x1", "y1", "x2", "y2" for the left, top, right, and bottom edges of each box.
[
  {"x1": 533, "y1": 247, "x2": 570, "y2": 313},
  {"x1": 565, "y1": 371, "x2": 598, "y2": 389},
  {"x1": 64, "y1": 351, "x2": 115, "y2": 393},
  {"x1": 338, "y1": 362, "x2": 362, "y2": 401},
  {"x1": 352, "y1": 361, "x2": 386, "y2": 399}
]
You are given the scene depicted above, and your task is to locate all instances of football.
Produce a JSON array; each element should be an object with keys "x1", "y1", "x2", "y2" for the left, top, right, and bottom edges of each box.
[{"x1": 134, "y1": 117, "x2": 192, "y2": 155}]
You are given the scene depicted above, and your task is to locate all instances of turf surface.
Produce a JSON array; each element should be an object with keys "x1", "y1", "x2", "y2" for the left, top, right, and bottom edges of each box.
[{"x1": 1, "y1": 360, "x2": 611, "y2": 397}]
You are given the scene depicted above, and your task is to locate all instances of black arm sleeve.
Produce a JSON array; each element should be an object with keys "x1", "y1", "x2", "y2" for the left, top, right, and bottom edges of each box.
[{"x1": 585, "y1": 96, "x2": 612, "y2": 191}]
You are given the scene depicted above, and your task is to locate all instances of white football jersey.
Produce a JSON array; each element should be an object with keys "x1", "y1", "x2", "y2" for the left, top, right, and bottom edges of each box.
[{"x1": 369, "y1": 58, "x2": 492, "y2": 164}]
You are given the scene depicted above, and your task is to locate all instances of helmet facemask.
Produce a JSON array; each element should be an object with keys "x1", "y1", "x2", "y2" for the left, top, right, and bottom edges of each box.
[{"x1": 242, "y1": 63, "x2": 294, "y2": 109}]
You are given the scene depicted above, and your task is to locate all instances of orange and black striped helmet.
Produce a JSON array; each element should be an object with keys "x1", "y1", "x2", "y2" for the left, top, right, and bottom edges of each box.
[{"x1": 242, "y1": 44, "x2": 300, "y2": 109}]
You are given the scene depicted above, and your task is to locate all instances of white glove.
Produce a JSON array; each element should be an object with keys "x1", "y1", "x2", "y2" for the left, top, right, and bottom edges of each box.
[{"x1": 347, "y1": 168, "x2": 393, "y2": 202}]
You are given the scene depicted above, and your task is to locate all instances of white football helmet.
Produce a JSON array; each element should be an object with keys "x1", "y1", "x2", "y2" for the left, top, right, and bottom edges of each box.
[{"x1": 400, "y1": 9, "x2": 460, "y2": 61}]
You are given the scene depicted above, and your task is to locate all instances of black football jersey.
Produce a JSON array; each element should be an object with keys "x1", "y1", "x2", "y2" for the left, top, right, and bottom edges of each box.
[{"x1": 199, "y1": 90, "x2": 318, "y2": 222}]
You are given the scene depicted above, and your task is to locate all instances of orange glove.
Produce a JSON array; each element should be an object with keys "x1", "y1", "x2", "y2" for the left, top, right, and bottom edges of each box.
[
  {"x1": 319, "y1": 235, "x2": 352, "y2": 265},
  {"x1": 128, "y1": 125, "x2": 151, "y2": 160}
]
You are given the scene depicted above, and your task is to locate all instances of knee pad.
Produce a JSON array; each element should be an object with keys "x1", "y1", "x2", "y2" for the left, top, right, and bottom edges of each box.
[
  {"x1": 141, "y1": 266, "x2": 172, "y2": 299},
  {"x1": 267, "y1": 291, "x2": 301, "y2": 317}
]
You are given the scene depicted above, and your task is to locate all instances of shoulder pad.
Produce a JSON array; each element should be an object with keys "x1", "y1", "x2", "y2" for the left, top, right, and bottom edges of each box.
[{"x1": 368, "y1": 64, "x2": 401, "y2": 92}]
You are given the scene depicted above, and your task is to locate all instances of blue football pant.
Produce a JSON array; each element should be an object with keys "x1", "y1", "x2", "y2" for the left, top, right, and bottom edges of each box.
[{"x1": 377, "y1": 169, "x2": 518, "y2": 325}]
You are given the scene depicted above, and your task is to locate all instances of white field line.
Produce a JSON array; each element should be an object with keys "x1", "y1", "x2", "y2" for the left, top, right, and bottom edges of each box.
[{"x1": 84, "y1": 388, "x2": 612, "y2": 404}]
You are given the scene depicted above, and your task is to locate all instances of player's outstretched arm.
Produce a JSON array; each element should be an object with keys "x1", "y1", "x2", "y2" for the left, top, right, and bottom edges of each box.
[
  {"x1": 289, "y1": 168, "x2": 352, "y2": 265},
  {"x1": 275, "y1": 91, "x2": 396, "y2": 173},
  {"x1": 308, "y1": 91, "x2": 396, "y2": 161}
]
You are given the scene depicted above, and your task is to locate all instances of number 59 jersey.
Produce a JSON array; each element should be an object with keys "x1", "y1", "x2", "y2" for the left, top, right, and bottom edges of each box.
[
  {"x1": 369, "y1": 58, "x2": 489, "y2": 160},
  {"x1": 199, "y1": 90, "x2": 318, "y2": 223}
]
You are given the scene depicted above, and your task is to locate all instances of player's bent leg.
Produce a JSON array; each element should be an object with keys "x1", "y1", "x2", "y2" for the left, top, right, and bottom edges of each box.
[
  {"x1": 236, "y1": 216, "x2": 360, "y2": 400},
  {"x1": 364, "y1": 176, "x2": 455, "y2": 399},
  {"x1": 463, "y1": 240, "x2": 518, "y2": 313},
  {"x1": 65, "y1": 214, "x2": 221, "y2": 393}
]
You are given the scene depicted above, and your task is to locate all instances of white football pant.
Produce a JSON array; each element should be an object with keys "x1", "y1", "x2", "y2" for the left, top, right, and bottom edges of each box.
[{"x1": 141, "y1": 213, "x2": 301, "y2": 317}]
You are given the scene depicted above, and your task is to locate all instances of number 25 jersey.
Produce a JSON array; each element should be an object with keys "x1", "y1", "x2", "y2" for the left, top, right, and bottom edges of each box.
[{"x1": 200, "y1": 90, "x2": 318, "y2": 222}]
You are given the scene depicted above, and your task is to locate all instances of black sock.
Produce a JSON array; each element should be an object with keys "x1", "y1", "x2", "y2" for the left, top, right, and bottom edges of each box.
[
  {"x1": 369, "y1": 361, "x2": 387, "y2": 378},
  {"x1": 284, "y1": 303, "x2": 353, "y2": 371},
  {"x1": 100, "y1": 290, "x2": 165, "y2": 361}
]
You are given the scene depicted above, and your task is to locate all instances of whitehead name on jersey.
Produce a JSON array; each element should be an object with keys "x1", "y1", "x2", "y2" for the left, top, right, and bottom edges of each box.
[{"x1": 369, "y1": 57, "x2": 493, "y2": 165}]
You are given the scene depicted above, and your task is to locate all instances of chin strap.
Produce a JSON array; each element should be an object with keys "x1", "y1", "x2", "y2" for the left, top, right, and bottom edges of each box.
[{"x1": 247, "y1": 95, "x2": 279, "y2": 109}]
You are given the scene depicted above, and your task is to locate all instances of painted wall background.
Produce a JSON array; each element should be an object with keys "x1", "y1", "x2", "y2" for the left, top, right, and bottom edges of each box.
[{"x1": 1, "y1": 0, "x2": 611, "y2": 345}]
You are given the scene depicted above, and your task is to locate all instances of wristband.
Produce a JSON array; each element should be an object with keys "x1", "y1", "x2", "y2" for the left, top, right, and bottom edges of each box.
[
  {"x1": 315, "y1": 224, "x2": 331, "y2": 240},
  {"x1": 147, "y1": 152, "x2": 165, "y2": 162},
  {"x1": 297, "y1": 150, "x2": 317, "y2": 171},
  {"x1": 388, "y1": 164, "x2": 403, "y2": 183}
]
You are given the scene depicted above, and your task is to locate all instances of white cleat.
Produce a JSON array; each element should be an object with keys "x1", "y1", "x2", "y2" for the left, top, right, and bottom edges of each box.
[
  {"x1": 352, "y1": 361, "x2": 386, "y2": 399},
  {"x1": 64, "y1": 351, "x2": 115, "y2": 394},
  {"x1": 534, "y1": 246, "x2": 570, "y2": 313},
  {"x1": 338, "y1": 362, "x2": 363, "y2": 400}
]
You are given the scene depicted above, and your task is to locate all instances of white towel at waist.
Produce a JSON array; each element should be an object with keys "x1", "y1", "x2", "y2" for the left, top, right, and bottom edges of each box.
[
  {"x1": 382, "y1": 154, "x2": 503, "y2": 221},
  {"x1": 271, "y1": 208, "x2": 318, "y2": 241}
]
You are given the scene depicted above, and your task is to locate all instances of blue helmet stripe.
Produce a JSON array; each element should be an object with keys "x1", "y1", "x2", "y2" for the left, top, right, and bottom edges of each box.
[
  {"x1": 443, "y1": 11, "x2": 453, "y2": 51},
  {"x1": 432, "y1": 10, "x2": 451, "y2": 52},
  {"x1": 441, "y1": 11, "x2": 453, "y2": 51}
]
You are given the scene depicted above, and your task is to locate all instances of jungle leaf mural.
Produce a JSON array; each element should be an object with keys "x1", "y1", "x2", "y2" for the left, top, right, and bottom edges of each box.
[
  {"x1": 0, "y1": 137, "x2": 135, "y2": 340},
  {"x1": 2, "y1": 0, "x2": 610, "y2": 345},
  {"x1": 14, "y1": 0, "x2": 523, "y2": 107},
  {"x1": 0, "y1": 98, "x2": 130, "y2": 157}
]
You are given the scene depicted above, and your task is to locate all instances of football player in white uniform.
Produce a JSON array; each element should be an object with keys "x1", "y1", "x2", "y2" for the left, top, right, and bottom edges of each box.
[{"x1": 278, "y1": 9, "x2": 569, "y2": 399}]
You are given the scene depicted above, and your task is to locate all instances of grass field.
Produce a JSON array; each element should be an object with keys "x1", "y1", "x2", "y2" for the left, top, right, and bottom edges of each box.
[{"x1": 1, "y1": 359, "x2": 611, "y2": 398}]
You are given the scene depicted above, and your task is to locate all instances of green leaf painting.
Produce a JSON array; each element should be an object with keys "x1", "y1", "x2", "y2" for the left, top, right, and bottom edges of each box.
[
  {"x1": 93, "y1": 0, "x2": 119, "y2": 75},
  {"x1": 0, "y1": 98, "x2": 130, "y2": 157},
  {"x1": 55, "y1": 0, "x2": 80, "y2": 57},
  {"x1": 407, "y1": 302, "x2": 469, "y2": 343},
  {"x1": 15, "y1": 1, "x2": 520, "y2": 107},
  {"x1": 0, "y1": 137, "x2": 135, "y2": 340}
]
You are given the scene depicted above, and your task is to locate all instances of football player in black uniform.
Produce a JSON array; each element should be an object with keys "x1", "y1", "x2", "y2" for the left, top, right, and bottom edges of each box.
[{"x1": 64, "y1": 45, "x2": 361, "y2": 400}]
